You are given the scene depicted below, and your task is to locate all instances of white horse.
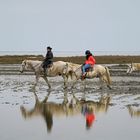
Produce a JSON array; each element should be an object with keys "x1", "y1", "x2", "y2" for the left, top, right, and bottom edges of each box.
[
  {"x1": 19, "y1": 59, "x2": 70, "y2": 89},
  {"x1": 126, "y1": 63, "x2": 140, "y2": 74},
  {"x1": 66, "y1": 62, "x2": 112, "y2": 89}
]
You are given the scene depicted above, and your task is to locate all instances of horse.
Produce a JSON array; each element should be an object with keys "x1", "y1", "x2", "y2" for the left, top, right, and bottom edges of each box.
[
  {"x1": 126, "y1": 62, "x2": 140, "y2": 74},
  {"x1": 19, "y1": 59, "x2": 70, "y2": 89},
  {"x1": 66, "y1": 62, "x2": 112, "y2": 89}
]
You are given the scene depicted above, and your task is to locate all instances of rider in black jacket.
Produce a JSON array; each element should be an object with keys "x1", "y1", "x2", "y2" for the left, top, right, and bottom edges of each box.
[{"x1": 42, "y1": 46, "x2": 53, "y2": 73}]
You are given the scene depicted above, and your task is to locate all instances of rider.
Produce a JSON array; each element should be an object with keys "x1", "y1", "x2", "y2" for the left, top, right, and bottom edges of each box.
[
  {"x1": 42, "y1": 46, "x2": 53, "y2": 74},
  {"x1": 82, "y1": 50, "x2": 96, "y2": 79}
]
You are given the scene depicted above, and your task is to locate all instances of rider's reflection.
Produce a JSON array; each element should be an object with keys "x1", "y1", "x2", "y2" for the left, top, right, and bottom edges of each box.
[{"x1": 82, "y1": 104, "x2": 96, "y2": 129}]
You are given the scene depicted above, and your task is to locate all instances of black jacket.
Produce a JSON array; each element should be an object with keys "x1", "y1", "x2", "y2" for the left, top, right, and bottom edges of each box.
[{"x1": 44, "y1": 51, "x2": 53, "y2": 62}]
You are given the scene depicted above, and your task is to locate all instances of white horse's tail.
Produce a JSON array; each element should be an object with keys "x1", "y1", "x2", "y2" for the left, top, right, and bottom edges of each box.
[
  {"x1": 105, "y1": 67, "x2": 112, "y2": 85},
  {"x1": 68, "y1": 70, "x2": 74, "y2": 80}
]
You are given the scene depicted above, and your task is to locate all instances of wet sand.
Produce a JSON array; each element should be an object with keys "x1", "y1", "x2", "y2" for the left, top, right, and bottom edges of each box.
[{"x1": 0, "y1": 71, "x2": 140, "y2": 140}]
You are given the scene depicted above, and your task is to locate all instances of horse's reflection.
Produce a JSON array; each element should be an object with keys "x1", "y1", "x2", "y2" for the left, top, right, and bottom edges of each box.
[
  {"x1": 127, "y1": 105, "x2": 140, "y2": 118},
  {"x1": 20, "y1": 91, "x2": 111, "y2": 133}
]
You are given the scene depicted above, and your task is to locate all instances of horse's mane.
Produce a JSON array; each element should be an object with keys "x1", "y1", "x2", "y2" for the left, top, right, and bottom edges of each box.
[
  {"x1": 67, "y1": 62, "x2": 81, "y2": 67},
  {"x1": 26, "y1": 59, "x2": 42, "y2": 63}
]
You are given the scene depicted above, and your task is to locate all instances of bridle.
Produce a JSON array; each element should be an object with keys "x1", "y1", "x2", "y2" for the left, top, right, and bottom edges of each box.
[
  {"x1": 73, "y1": 65, "x2": 82, "y2": 79},
  {"x1": 26, "y1": 61, "x2": 41, "y2": 72},
  {"x1": 127, "y1": 63, "x2": 133, "y2": 73}
]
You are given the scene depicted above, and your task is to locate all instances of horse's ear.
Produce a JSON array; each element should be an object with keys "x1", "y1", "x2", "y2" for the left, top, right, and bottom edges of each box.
[
  {"x1": 131, "y1": 62, "x2": 133, "y2": 67},
  {"x1": 127, "y1": 64, "x2": 130, "y2": 68},
  {"x1": 23, "y1": 59, "x2": 27, "y2": 65}
]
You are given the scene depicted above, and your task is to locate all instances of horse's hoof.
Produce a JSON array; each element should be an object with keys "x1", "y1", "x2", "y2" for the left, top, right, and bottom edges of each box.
[
  {"x1": 48, "y1": 86, "x2": 51, "y2": 89},
  {"x1": 63, "y1": 86, "x2": 67, "y2": 89},
  {"x1": 107, "y1": 85, "x2": 112, "y2": 90},
  {"x1": 99, "y1": 87, "x2": 103, "y2": 90}
]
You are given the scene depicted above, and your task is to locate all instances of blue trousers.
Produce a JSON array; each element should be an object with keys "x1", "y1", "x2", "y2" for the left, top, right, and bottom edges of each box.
[{"x1": 82, "y1": 64, "x2": 91, "y2": 74}]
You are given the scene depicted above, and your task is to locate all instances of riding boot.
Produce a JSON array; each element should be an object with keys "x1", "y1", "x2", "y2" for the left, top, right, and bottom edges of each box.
[
  {"x1": 43, "y1": 68, "x2": 46, "y2": 76},
  {"x1": 81, "y1": 73, "x2": 86, "y2": 80}
]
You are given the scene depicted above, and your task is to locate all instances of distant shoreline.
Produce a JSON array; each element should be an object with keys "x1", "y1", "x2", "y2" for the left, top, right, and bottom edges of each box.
[{"x1": 0, "y1": 55, "x2": 140, "y2": 64}]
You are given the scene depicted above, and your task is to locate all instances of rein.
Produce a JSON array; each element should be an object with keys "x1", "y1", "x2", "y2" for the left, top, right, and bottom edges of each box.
[
  {"x1": 73, "y1": 65, "x2": 82, "y2": 79},
  {"x1": 75, "y1": 65, "x2": 82, "y2": 73}
]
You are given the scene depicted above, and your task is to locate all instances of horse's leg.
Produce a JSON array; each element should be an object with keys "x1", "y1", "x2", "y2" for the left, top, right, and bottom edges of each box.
[
  {"x1": 42, "y1": 90, "x2": 51, "y2": 103},
  {"x1": 70, "y1": 92, "x2": 79, "y2": 105},
  {"x1": 104, "y1": 67, "x2": 112, "y2": 89},
  {"x1": 83, "y1": 80, "x2": 86, "y2": 89},
  {"x1": 33, "y1": 91, "x2": 39, "y2": 102},
  {"x1": 71, "y1": 74, "x2": 80, "y2": 89},
  {"x1": 32, "y1": 75, "x2": 39, "y2": 91},
  {"x1": 42, "y1": 76, "x2": 51, "y2": 89},
  {"x1": 71, "y1": 79, "x2": 78, "y2": 89},
  {"x1": 102, "y1": 75, "x2": 112, "y2": 89},
  {"x1": 63, "y1": 89, "x2": 68, "y2": 104},
  {"x1": 99, "y1": 76, "x2": 104, "y2": 89},
  {"x1": 81, "y1": 90, "x2": 86, "y2": 100},
  {"x1": 62, "y1": 75, "x2": 68, "y2": 89},
  {"x1": 35, "y1": 76, "x2": 39, "y2": 86}
]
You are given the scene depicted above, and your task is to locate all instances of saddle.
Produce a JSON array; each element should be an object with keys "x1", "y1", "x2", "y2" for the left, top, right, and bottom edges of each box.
[
  {"x1": 46, "y1": 63, "x2": 53, "y2": 68},
  {"x1": 81, "y1": 65, "x2": 94, "y2": 72},
  {"x1": 85, "y1": 67, "x2": 93, "y2": 72},
  {"x1": 42, "y1": 63, "x2": 53, "y2": 76},
  {"x1": 81, "y1": 66, "x2": 94, "y2": 80}
]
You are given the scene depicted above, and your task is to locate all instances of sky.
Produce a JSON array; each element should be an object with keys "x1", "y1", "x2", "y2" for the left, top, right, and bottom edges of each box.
[{"x1": 0, "y1": 0, "x2": 140, "y2": 56}]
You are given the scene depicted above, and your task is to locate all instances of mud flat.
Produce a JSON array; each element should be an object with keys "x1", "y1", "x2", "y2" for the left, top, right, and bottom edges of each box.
[{"x1": 0, "y1": 67, "x2": 140, "y2": 140}]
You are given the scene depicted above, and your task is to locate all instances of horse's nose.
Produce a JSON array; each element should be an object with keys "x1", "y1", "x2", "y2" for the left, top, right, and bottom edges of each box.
[
  {"x1": 126, "y1": 72, "x2": 130, "y2": 75},
  {"x1": 19, "y1": 70, "x2": 23, "y2": 73}
]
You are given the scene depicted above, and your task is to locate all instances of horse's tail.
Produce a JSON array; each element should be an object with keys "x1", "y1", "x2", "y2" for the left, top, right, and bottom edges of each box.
[
  {"x1": 105, "y1": 67, "x2": 112, "y2": 85},
  {"x1": 68, "y1": 70, "x2": 74, "y2": 80},
  {"x1": 69, "y1": 69, "x2": 78, "y2": 80}
]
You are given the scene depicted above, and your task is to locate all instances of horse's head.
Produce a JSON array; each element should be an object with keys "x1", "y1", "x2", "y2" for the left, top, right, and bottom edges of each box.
[
  {"x1": 64, "y1": 62, "x2": 82, "y2": 80},
  {"x1": 19, "y1": 59, "x2": 28, "y2": 73},
  {"x1": 126, "y1": 63, "x2": 133, "y2": 74}
]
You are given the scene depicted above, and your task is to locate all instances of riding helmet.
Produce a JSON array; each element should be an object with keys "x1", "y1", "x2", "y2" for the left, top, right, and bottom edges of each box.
[
  {"x1": 85, "y1": 50, "x2": 91, "y2": 55},
  {"x1": 47, "y1": 46, "x2": 52, "y2": 50}
]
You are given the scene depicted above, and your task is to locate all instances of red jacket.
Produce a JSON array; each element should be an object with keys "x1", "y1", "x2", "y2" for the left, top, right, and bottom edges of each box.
[
  {"x1": 86, "y1": 113, "x2": 95, "y2": 127},
  {"x1": 85, "y1": 55, "x2": 96, "y2": 66}
]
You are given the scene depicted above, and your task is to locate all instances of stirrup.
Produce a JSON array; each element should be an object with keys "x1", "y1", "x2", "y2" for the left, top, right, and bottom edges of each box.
[
  {"x1": 43, "y1": 68, "x2": 47, "y2": 76},
  {"x1": 81, "y1": 74, "x2": 86, "y2": 80}
]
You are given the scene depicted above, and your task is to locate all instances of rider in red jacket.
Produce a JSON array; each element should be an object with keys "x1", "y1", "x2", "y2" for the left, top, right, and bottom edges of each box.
[{"x1": 82, "y1": 50, "x2": 96, "y2": 78}]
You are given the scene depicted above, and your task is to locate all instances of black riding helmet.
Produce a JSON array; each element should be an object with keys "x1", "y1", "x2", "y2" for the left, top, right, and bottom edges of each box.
[
  {"x1": 85, "y1": 50, "x2": 91, "y2": 55},
  {"x1": 47, "y1": 46, "x2": 52, "y2": 50}
]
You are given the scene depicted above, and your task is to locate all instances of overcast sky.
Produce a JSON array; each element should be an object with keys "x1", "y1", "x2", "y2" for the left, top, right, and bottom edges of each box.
[{"x1": 0, "y1": 0, "x2": 140, "y2": 56}]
